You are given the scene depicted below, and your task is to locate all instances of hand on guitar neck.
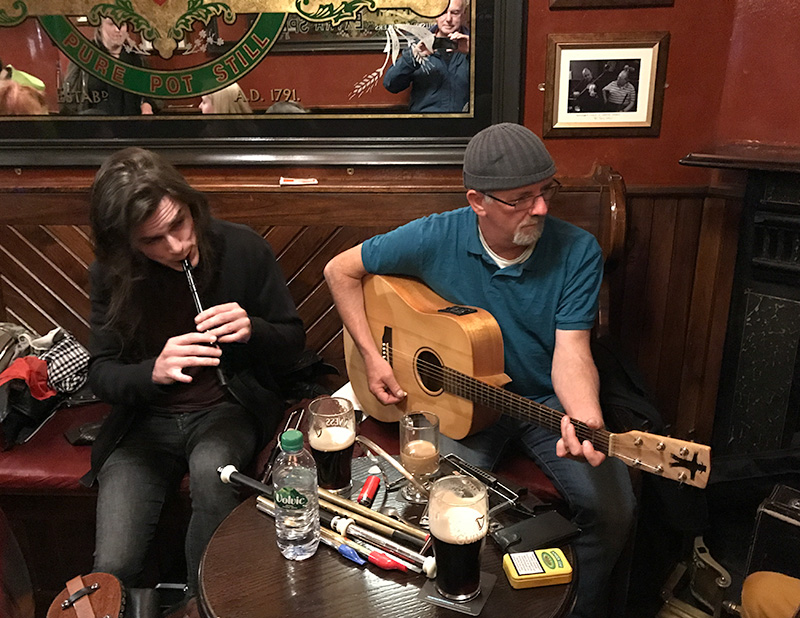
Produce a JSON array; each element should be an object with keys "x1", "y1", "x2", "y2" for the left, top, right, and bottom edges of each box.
[
  {"x1": 556, "y1": 414, "x2": 607, "y2": 467},
  {"x1": 551, "y1": 328, "x2": 607, "y2": 467}
]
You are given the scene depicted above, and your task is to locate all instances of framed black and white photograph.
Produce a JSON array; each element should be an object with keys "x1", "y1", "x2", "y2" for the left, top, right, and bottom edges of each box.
[{"x1": 543, "y1": 32, "x2": 670, "y2": 137}]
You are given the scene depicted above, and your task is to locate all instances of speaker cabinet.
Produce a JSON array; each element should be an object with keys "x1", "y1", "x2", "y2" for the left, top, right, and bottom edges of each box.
[{"x1": 746, "y1": 484, "x2": 800, "y2": 579}]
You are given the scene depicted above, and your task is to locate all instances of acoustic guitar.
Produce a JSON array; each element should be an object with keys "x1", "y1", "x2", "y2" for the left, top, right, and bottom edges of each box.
[{"x1": 344, "y1": 274, "x2": 711, "y2": 489}]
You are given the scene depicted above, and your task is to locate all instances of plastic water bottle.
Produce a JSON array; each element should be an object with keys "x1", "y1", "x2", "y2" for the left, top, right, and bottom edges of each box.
[{"x1": 272, "y1": 429, "x2": 320, "y2": 560}]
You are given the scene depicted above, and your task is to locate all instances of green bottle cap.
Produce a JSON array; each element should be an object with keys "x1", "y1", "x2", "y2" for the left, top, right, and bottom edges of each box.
[{"x1": 280, "y1": 429, "x2": 304, "y2": 452}]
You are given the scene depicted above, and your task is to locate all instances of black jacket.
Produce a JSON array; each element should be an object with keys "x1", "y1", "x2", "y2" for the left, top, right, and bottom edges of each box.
[{"x1": 81, "y1": 220, "x2": 305, "y2": 486}]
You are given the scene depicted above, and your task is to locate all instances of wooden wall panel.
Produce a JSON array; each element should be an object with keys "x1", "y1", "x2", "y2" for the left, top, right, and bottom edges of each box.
[
  {"x1": 654, "y1": 198, "x2": 703, "y2": 429},
  {"x1": 0, "y1": 225, "x2": 91, "y2": 342},
  {"x1": 678, "y1": 197, "x2": 741, "y2": 441},
  {"x1": 619, "y1": 192, "x2": 742, "y2": 441},
  {"x1": 0, "y1": 165, "x2": 741, "y2": 445}
]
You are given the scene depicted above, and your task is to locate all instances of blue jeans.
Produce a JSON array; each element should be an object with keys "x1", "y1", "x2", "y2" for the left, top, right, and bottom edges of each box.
[
  {"x1": 93, "y1": 401, "x2": 259, "y2": 593},
  {"x1": 439, "y1": 397, "x2": 636, "y2": 618}
]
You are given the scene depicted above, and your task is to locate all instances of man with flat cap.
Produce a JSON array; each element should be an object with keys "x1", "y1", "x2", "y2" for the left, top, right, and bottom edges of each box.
[{"x1": 324, "y1": 122, "x2": 635, "y2": 617}]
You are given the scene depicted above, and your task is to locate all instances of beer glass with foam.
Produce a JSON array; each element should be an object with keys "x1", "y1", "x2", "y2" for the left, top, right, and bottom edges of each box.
[
  {"x1": 399, "y1": 411, "x2": 439, "y2": 503},
  {"x1": 307, "y1": 396, "x2": 356, "y2": 494},
  {"x1": 429, "y1": 475, "x2": 489, "y2": 602}
]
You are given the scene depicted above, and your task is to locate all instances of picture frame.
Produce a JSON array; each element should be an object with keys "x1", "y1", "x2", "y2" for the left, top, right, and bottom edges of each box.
[
  {"x1": 549, "y1": 0, "x2": 673, "y2": 8},
  {"x1": 543, "y1": 32, "x2": 670, "y2": 138}
]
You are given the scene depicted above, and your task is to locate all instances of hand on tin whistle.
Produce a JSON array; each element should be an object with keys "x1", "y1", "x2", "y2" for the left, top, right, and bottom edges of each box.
[
  {"x1": 195, "y1": 302, "x2": 252, "y2": 344},
  {"x1": 152, "y1": 332, "x2": 220, "y2": 384}
]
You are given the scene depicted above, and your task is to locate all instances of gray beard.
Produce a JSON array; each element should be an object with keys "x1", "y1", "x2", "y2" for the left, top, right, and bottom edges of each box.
[{"x1": 513, "y1": 218, "x2": 544, "y2": 247}]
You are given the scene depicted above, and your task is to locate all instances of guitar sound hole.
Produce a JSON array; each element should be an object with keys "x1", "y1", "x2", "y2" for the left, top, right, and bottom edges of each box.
[{"x1": 415, "y1": 349, "x2": 444, "y2": 394}]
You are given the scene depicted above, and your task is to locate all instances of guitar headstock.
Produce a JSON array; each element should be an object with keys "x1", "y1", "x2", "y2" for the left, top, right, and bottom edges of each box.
[{"x1": 609, "y1": 430, "x2": 711, "y2": 489}]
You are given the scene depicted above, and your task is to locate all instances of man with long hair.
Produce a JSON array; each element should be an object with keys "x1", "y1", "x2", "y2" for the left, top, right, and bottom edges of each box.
[{"x1": 82, "y1": 147, "x2": 305, "y2": 598}]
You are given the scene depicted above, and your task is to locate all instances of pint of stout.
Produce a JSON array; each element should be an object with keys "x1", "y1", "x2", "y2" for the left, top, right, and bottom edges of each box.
[
  {"x1": 428, "y1": 475, "x2": 489, "y2": 602},
  {"x1": 307, "y1": 396, "x2": 356, "y2": 493}
]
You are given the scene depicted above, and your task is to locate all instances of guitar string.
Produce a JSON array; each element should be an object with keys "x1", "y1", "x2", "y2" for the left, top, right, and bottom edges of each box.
[{"x1": 382, "y1": 345, "x2": 612, "y2": 452}]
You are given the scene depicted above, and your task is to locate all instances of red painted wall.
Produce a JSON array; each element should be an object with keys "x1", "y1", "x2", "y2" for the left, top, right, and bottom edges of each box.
[
  {"x1": 523, "y1": 2, "x2": 735, "y2": 185},
  {"x1": 715, "y1": 0, "x2": 800, "y2": 147}
]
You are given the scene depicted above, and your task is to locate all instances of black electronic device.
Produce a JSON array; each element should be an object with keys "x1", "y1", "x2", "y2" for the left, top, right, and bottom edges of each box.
[
  {"x1": 432, "y1": 37, "x2": 458, "y2": 52},
  {"x1": 746, "y1": 484, "x2": 800, "y2": 580}
]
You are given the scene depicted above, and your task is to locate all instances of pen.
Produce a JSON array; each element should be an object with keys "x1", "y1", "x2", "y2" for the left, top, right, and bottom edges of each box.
[
  {"x1": 254, "y1": 495, "x2": 412, "y2": 572},
  {"x1": 320, "y1": 527, "x2": 367, "y2": 566},
  {"x1": 327, "y1": 514, "x2": 436, "y2": 577},
  {"x1": 182, "y1": 259, "x2": 227, "y2": 387}
]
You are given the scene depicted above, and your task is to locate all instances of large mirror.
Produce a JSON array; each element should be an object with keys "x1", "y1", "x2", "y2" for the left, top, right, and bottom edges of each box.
[{"x1": 0, "y1": 0, "x2": 522, "y2": 163}]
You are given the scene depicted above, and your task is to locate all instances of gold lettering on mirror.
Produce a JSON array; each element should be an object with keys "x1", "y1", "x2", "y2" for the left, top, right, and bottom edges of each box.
[{"x1": 0, "y1": 0, "x2": 474, "y2": 118}]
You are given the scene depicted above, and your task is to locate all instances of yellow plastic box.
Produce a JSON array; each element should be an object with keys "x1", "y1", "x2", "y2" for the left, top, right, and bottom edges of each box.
[{"x1": 502, "y1": 548, "x2": 573, "y2": 589}]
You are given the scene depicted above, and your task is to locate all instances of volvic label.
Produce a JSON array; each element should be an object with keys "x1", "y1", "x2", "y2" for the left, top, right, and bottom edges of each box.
[{"x1": 275, "y1": 487, "x2": 309, "y2": 509}]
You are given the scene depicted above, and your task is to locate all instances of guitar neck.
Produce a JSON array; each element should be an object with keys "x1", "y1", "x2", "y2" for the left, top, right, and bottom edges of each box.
[
  {"x1": 440, "y1": 364, "x2": 710, "y2": 488},
  {"x1": 442, "y1": 366, "x2": 612, "y2": 454}
]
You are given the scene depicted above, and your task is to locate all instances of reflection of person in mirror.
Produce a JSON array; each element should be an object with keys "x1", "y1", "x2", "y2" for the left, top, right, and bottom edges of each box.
[
  {"x1": 382, "y1": 0, "x2": 470, "y2": 113},
  {"x1": 324, "y1": 123, "x2": 636, "y2": 618},
  {"x1": 265, "y1": 100, "x2": 309, "y2": 114},
  {"x1": 1, "y1": 55, "x2": 47, "y2": 93},
  {"x1": 0, "y1": 78, "x2": 48, "y2": 115},
  {"x1": 84, "y1": 148, "x2": 305, "y2": 599},
  {"x1": 59, "y1": 18, "x2": 156, "y2": 115},
  {"x1": 199, "y1": 82, "x2": 253, "y2": 114},
  {"x1": 602, "y1": 66, "x2": 637, "y2": 112}
]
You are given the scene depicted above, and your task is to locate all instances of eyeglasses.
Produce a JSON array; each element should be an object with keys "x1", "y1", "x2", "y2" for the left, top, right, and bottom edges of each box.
[{"x1": 483, "y1": 179, "x2": 561, "y2": 211}]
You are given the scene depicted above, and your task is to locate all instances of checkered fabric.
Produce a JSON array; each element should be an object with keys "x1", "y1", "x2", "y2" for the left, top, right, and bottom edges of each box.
[{"x1": 38, "y1": 331, "x2": 90, "y2": 394}]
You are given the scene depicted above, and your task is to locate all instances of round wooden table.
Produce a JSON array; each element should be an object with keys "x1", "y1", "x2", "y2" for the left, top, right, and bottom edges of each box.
[{"x1": 198, "y1": 496, "x2": 576, "y2": 617}]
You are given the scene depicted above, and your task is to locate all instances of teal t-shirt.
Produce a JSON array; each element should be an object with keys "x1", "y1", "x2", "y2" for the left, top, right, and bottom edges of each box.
[{"x1": 361, "y1": 207, "x2": 602, "y2": 400}]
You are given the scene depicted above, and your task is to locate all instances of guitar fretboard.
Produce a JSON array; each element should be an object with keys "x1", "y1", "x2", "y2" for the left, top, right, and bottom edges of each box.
[{"x1": 390, "y1": 346, "x2": 613, "y2": 453}]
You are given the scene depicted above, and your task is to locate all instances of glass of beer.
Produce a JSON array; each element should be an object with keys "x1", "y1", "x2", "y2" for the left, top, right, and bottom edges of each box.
[
  {"x1": 399, "y1": 411, "x2": 439, "y2": 504},
  {"x1": 428, "y1": 475, "x2": 489, "y2": 602},
  {"x1": 307, "y1": 396, "x2": 356, "y2": 494}
]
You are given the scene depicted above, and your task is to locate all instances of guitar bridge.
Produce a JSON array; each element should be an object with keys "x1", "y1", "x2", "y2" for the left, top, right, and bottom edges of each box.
[{"x1": 382, "y1": 326, "x2": 393, "y2": 366}]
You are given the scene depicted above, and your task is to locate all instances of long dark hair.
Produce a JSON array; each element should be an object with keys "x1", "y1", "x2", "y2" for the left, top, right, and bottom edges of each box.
[{"x1": 89, "y1": 147, "x2": 215, "y2": 341}]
